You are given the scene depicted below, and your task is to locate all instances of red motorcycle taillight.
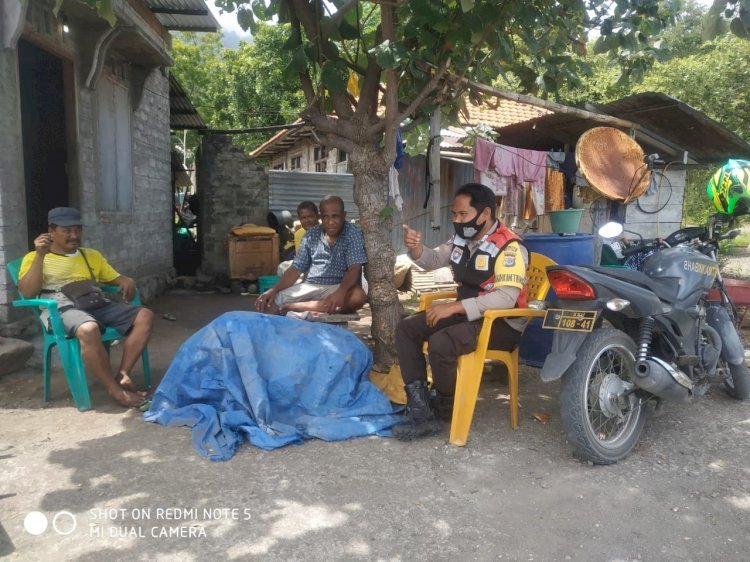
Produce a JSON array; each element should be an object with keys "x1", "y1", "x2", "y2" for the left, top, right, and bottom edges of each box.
[{"x1": 548, "y1": 270, "x2": 596, "y2": 300}]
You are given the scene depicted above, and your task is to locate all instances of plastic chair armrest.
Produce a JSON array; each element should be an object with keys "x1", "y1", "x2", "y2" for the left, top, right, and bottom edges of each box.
[
  {"x1": 12, "y1": 298, "x2": 59, "y2": 312},
  {"x1": 481, "y1": 307, "x2": 547, "y2": 322},
  {"x1": 419, "y1": 290, "x2": 459, "y2": 311},
  {"x1": 475, "y1": 307, "x2": 547, "y2": 353}
]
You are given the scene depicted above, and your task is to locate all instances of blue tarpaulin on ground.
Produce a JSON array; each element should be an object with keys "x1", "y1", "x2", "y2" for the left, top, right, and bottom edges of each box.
[{"x1": 144, "y1": 312, "x2": 400, "y2": 460}]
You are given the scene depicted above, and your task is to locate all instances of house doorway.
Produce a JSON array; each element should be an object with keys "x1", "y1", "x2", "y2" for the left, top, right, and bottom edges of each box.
[{"x1": 18, "y1": 39, "x2": 71, "y2": 248}]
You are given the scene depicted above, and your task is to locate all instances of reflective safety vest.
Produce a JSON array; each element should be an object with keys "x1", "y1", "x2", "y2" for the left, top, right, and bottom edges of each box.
[{"x1": 450, "y1": 222, "x2": 528, "y2": 308}]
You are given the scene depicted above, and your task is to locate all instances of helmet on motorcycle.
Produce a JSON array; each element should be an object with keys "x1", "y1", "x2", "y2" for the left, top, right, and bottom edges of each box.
[{"x1": 707, "y1": 159, "x2": 750, "y2": 216}]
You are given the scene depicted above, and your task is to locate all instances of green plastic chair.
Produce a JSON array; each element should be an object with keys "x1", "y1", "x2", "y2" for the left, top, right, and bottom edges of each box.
[{"x1": 6, "y1": 257, "x2": 151, "y2": 411}]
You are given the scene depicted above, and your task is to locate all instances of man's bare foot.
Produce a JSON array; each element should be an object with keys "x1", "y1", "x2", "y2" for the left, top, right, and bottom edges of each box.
[
  {"x1": 115, "y1": 371, "x2": 137, "y2": 391},
  {"x1": 107, "y1": 386, "x2": 147, "y2": 408}
]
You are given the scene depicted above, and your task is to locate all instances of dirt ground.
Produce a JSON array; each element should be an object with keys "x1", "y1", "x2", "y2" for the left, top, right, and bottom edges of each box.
[{"x1": 1, "y1": 290, "x2": 749, "y2": 561}]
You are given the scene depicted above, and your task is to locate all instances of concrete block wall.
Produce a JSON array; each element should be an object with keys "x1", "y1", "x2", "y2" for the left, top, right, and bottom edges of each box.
[
  {"x1": 197, "y1": 135, "x2": 269, "y2": 276},
  {"x1": 0, "y1": 12, "x2": 174, "y2": 335},
  {"x1": 0, "y1": 48, "x2": 31, "y2": 328},
  {"x1": 83, "y1": 68, "x2": 173, "y2": 300}
]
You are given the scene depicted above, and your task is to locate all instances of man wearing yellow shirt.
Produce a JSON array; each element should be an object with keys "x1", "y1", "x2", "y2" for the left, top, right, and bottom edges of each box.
[
  {"x1": 18, "y1": 207, "x2": 154, "y2": 408},
  {"x1": 293, "y1": 200, "x2": 320, "y2": 252}
]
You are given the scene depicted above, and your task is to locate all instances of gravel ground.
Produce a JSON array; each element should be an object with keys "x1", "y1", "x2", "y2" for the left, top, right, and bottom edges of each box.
[{"x1": 0, "y1": 289, "x2": 749, "y2": 561}]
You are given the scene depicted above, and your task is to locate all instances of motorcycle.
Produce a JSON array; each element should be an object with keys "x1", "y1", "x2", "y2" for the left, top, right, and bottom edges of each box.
[{"x1": 539, "y1": 214, "x2": 750, "y2": 464}]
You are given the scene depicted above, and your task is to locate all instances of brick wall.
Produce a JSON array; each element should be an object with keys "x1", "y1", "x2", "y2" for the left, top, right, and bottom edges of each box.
[
  {"x1": 196, "y1": 135, "x2": 269, "y2": 275},
  {"x1": 0, "y1": 18, "x2": 173, "y2": 334},
  {"x1": 0, "y1": 49, "x2": 32, "y2": 328}
]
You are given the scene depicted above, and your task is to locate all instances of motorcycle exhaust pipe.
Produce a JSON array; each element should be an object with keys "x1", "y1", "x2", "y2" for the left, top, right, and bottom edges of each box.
[{"x1": 634, "y1": 357, "x2": 693, "y2": 403}]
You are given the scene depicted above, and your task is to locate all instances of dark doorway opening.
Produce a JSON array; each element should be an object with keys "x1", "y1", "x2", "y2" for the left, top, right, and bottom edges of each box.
[{"x1": 18, "y1": 39, "x2": 71, "y2": 248}]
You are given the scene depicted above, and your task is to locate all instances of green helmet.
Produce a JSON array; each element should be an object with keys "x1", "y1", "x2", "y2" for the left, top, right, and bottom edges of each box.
[{"x1": 707, "y1": 159, "x2": 750, "y2": 216}]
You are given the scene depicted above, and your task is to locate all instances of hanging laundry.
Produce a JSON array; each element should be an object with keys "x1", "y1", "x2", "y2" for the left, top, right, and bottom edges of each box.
[
  {"x1": 394, "y1": 128, "x2": 405, "y2": 170},
  {"x1": 474, "y1": 138, "x2": 496, "y2": 172},
  {"x1": 492, "y1": 144, "x2": 519, "y2": 178},
  {"x1": 514, "y1": 148, "x2": 547, "y2": 189},
  {"x1": 389, "y1": 166, "x2": 403, "y2": 211},
  {"x1": 480, "y1": 170, "x2": 509, "y2": 196},
  {"x1": 547, "y1": 150, "x2": 566, "y2": 170},
  {"x1": 545, "y1": 169, "x2": 565, "y2": 212},
  {"x1": 531, "y1": 183, "x2": 546, "y2": 216},
  {"x1": 522, "y1": 182, "x2": 536, "y2": 220}
]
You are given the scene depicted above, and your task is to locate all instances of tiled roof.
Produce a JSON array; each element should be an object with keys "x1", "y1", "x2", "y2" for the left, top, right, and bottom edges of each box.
[
  {"x1": 460, "y1": 96, "x2": 550, "y2": 128},
  {"x1": 250, "y1": 93, "x2": 551, "y2": 158}
]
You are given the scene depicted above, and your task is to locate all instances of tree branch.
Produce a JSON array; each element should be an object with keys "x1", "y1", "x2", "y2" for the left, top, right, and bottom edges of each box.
[
  {"x1": 380, "y1": 0, "x2": 398, "y2": 166},
  {"x1": 367, "y1": 59, "x2": 450, "y2": 137},
  {"x1": 462, "y1": 77, "x2": 641, "y2": 130},
  {"x1": 322, "y1": 0, "x2": 359, "y2": 35}
]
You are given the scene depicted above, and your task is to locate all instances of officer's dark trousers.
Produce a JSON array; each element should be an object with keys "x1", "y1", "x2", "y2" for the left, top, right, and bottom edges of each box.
[{"x1": 395, "y1": 311, "x2": 522, "y2": 396}]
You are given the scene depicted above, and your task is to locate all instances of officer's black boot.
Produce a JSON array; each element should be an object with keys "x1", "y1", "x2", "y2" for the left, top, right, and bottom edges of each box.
[
  {"x1": 392, "y1": 380, "x2": 442, "y2": 441},
  {"x1": 433, "y1": 392, "x2": 454, "y2": 423}
]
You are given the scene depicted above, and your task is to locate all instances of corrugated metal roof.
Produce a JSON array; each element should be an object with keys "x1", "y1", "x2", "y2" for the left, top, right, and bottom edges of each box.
[
  {"x1": 143, "y1": 0, "x2": 219, "y2": 32},
  {"x1": 250, "y1": 120, "x2": 310, "y2": 158},
  {"x1": 169, "y1": 74, "x2": 206, "y2": 130}
]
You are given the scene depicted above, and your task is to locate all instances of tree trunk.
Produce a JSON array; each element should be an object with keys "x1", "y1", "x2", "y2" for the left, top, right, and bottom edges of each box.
[{"x1": 349, "y1": 146, "x2": 400, "y2": 369}]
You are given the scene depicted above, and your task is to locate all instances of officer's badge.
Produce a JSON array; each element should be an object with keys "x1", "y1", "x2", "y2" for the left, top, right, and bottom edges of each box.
[
  {"x1": 475, "y1": 255, "x2": 489, "y2": 271},
  {"x1": 450, "y1": 247, "x2": 464, "y2": 263},
  {"x1": 503, "y1": 254, "x2": 516, "y2": 267}
]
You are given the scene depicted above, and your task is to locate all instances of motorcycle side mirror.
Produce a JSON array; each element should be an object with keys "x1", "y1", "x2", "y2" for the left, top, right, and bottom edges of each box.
[{"x1": 598, "y1": 222, "x2": 624, "y2": 239}]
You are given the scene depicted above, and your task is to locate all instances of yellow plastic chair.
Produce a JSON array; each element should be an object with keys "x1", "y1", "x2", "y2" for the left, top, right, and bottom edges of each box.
[
  {"x1": 6, "y1": 257, "x2": 151, "y2": 411},
  {"x1": 419, "y1": 252, "x2": 555, "y2": 445}
]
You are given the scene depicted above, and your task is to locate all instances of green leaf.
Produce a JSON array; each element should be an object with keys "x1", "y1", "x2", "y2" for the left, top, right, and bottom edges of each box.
[
  {"x1": 339, "y1": 20, "x2": 360, "y2": 40},
  {"x1": 460, "y1": 0, "x2": 475, "y2": 12},
  {"x1": 320, "y1": 60, "x2": 349, "y2": 93},
  {"x1": 252, "y1": 0, "x2": 267, "y2": 20},
  {"x1": 303, "y1": 42, "x2": 319, "y2": 63},
  {"x1": 370, "y1": 40, "x2": 408, "y2": 70},
  {"x1": 730, "y1": 17, "x2": 749, "y2": 38},
  {"x1": 282, "y1": 28, "x2": 302, "y2": 51},
  {"x1": 96, "y1": 0, "x2": 116, "y2": 26},
  {"x1": 379, "y1": 206, "x2": 395, "y2": 219},
  {"x1": 593, "y1": 36, "x2": 608, "y2": 55},
  {"x1": 291, "y1": 46, "x2": 308, "y2": 73},
  {"x1": 237, "y1": 8, "x2": 256, "y2": 33}
]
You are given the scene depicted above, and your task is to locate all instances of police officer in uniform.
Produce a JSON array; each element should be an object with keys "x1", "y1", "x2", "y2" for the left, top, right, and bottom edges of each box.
[{"x1": 394, "y1": 183, "x2": 530, "y2": 440}]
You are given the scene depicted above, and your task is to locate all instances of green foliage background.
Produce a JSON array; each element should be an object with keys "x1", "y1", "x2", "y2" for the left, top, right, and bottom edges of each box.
[{"x1": 170, "y1": 27, "x2": 306, "y2": 163}]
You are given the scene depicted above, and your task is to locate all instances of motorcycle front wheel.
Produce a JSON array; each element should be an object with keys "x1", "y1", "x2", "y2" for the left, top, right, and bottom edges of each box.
[{"x1": 560, "y1": 328, "x2": 647, "y2": 465}]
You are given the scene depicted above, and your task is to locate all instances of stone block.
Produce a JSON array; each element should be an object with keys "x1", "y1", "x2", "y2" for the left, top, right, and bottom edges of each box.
[{"x1": 0, "y1": 336, "x2": 34, "y2": 376}]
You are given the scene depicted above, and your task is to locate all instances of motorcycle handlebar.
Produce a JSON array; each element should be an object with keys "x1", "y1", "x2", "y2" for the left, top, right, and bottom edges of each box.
[{"x1": 621, "y1": 241, "x2": 660, "y2": 257}]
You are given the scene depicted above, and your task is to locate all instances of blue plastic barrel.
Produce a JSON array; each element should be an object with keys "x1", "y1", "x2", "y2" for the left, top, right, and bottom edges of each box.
[{"x1": 519, "y1": 233, "x2": 595, "y2": 367}]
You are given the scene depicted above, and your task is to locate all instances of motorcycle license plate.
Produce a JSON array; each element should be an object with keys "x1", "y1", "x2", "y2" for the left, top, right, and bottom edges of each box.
[{"x1": 542, "y1": 309, "x2": 597, "y2": 332}]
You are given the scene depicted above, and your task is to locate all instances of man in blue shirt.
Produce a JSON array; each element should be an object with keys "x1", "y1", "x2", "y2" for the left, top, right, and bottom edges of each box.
[{"x1": 255, "y1": 195, "x2": 368, "y2": 315}]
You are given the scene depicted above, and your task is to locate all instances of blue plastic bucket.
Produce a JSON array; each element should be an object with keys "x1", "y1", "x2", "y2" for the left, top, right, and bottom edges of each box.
[{"x1": 519, "y1": 233, "x2": 595, "y2": 367}]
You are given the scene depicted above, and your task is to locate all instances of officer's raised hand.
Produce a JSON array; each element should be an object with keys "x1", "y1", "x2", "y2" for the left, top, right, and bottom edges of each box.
[{"x1": 402, "y1": 224, "x2": 423, "y2": 259}]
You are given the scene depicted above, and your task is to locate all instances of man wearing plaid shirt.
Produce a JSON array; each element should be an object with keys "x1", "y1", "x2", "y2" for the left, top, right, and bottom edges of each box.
[{"x1": 255, "y1": 196, "x2": 368, "y2": 315}]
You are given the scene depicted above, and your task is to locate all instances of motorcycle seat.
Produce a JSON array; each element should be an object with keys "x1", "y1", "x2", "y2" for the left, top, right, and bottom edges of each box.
[{"x1": 586, "y1": 266, "x2": 681, "y2": 303}]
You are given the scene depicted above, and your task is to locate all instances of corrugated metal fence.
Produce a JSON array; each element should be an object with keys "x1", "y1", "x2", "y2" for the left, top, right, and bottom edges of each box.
[
  {"x1": 269, "y1": 170, "x2": 358, "y2": 219},
  {"x1": 268, "y1": 157, "x2": 473, "y2": 253}
]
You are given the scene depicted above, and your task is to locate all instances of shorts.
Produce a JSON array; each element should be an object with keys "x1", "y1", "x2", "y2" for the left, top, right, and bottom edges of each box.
[
  {"x1": 50, "y1": 302, "x2": 144, "y2": 337},
  {"x1": 273, "y1": 282, "x2": 339, "y2": 307}
]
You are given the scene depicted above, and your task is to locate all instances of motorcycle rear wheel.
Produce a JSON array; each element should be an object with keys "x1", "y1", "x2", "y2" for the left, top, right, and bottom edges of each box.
[
  {"x1": 560, "y1": 328, "x2": 647, "y2": 465},
  {"x1": 724, "y1": 362, "x2": 750, "y2": 400}
]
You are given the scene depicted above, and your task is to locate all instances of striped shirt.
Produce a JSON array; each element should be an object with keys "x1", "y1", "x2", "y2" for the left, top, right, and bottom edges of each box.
[{"x1": 19, "y1": 248, "x2": 120, "y2": 292}]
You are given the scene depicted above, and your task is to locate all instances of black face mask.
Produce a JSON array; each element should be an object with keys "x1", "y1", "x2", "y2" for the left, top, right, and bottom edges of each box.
[{"x1": 453, "y1": 208, "x2": 487, "y2": 240}]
